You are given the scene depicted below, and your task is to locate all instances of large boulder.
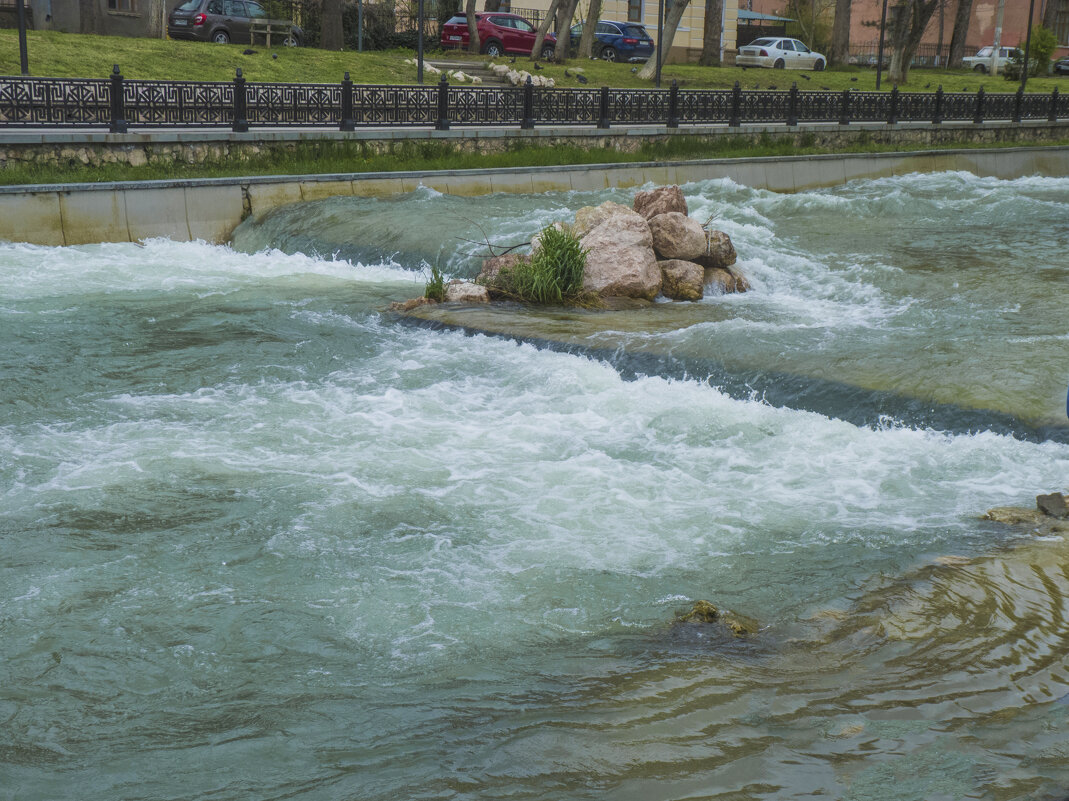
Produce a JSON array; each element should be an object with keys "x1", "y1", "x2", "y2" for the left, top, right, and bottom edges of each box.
[
  {"x1": 692, "y1": 230, "x2": 738, "y2": 271},
  {"x1": 659, "y1": 259, "x2": 704, "y2": 301},
  {"x1": 573, "y1": 201, "x2": 634, "y2": 239},
  {"x1": 633, "y1": 185, "x2": 688, "y2": 220},
  {"x1": 444, "y1": 280, "x2": 490, "y2": 303},
  {"x1": 579, "y1": 210, "x2": 661, "y2": 300},
  {"x1": 648, "y1": 212, "x2": 707, "y2": 261}
]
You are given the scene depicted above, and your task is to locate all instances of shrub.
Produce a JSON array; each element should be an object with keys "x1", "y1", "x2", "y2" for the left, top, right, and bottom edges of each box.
[
  {"x1": 490, "y1": 224, "x2": 591, "y2": 305},
  {"x1": 1004, "y1": 26, "x2": 1057, "y2": 79}
]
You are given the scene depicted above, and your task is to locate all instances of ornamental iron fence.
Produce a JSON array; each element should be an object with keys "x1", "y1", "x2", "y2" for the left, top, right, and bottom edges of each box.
[{"x1": 0, "y1": 67, "x2": 1066, "y2": 132}]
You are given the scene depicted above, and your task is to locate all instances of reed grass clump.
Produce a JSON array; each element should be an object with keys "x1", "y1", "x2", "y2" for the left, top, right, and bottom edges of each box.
[
  {"x1": 490, "y1": 224, "x2": 592, "y2": 306},
  {"x1": 424, "y1": 264, "x2": 446, "y2": 301}
]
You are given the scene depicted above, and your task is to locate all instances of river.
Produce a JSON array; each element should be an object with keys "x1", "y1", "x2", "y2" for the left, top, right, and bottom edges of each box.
[{"x1": 2, "y1": 171, "x2": 1068, "y2": 800}]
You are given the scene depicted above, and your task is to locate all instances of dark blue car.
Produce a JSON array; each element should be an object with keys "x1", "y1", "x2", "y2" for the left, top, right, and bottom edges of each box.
[{"x1": 569, "y1": 20, "x2": 655, "y2": 62}]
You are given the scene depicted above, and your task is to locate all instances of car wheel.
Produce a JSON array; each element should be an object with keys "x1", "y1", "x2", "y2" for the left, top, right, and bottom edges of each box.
[
  {"x1": 773, "y1": 59, "x2": 785, "y2": 69},
  {"x1": 481, "y1": 40, "x2": 503, "y2": 57},
  {"x1": 973, "y1": 63, "x2": 987, "y2": 73},
  {"x1": 282, "y1": 34, "x2": 300, "y2": 47},
  {"x1": 212, "y1": 30, "x2": 230, "y2": 44},
  {"x1": 813, "y1": 59, "x2": 825, "y2": 71},
  {"x1": 541, "y1": 44, "x2": 556, "y2": 60},
  {"x1": 601, "y1": 46, "x2": 618, "y2": 62}
]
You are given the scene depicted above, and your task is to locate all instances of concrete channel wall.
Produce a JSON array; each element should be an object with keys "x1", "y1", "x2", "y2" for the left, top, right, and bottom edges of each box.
[{"x1": 2, "y1": 140, "x2": 1068, "y2": 246}]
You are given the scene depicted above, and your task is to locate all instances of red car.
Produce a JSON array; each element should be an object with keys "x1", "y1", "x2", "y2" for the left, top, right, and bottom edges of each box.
[{"x1": 440, "y1": 12, "x2": 557, "y2": 60}]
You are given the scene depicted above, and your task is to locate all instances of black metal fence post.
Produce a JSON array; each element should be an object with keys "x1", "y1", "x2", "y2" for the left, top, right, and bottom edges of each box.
[
  {"x1": 933, "y1": 85, "x2": 944, "y2": 124},
  {"x1": 838, "y1": 89, "x2": 850, "y2": 125},
  {"x1": 109, "y1": 64, "x2": 127, "y2": 134},
  {"x1": 435, "y1": 73, "x2": 450, "y2": 131},
  {"x1": 521, "y1": 75, "x2": 534, "y2": 129},
  {"x1": 233, "y1": 68, "x2": 249, "y2": 133},
  {"x1": 667, "y1": 80, "x2": 679, "y2": 128},
  {"x1": 786, "y1": 83, "x2": 798, "y2": 126},
  {"x1": 1013, "y1": 86, "x2": 1024, "y2": 123},
  {"x1": 887, "y1": 85, "x2": 899, "y2": 125},
  {"x1": 729, "y1": 81, "x2": 742, "y2": 127},
  {"x1": 973, "y1": 86, "x2": 985, "y2": 124},
  {"x1": 1051, "y1": 87, "x2": 1060, "y2": 122},
  {"x1": 597, "y1": 86, "x2": 610, "y2": 129},
  {"x1": 340, "y1": 72, "x2": 355, "y2": 131}
]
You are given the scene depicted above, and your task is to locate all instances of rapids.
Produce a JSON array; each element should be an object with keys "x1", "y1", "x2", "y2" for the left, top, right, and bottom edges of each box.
[{"x1": 2, "y1": 173, "x2": 1068, "y2": 800}]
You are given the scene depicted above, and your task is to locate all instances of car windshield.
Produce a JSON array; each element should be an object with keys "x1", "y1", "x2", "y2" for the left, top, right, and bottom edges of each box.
[
  {"x1": 975, "y1": 47, "x2": 992, "y2": 56},
  {"x1": 749, "y1": 38, "x2": 776, "y2": 47}
]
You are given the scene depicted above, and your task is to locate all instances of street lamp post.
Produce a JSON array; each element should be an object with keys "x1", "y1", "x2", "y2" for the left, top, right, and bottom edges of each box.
[
  {"x1": 656, "y1": 0, "x2": 665, "y2": 88},
  {"x1": 1020, "y1": 0, "x2": 1036, "y2": 91},
  {"x1": 417, "y1": 0, "x2": 425, "y2": 84},
  {"x1": 875, "y1": 0, "x2": 889, "y2": 89},
  {"x1": 16, "y1": 0, "x2": 29, "y2": 75}
]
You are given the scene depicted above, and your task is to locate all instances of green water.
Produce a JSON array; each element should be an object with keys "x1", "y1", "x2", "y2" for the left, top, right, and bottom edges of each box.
[{"x1": 2, "y1": 172, "x2": 1068, "y2": 800}]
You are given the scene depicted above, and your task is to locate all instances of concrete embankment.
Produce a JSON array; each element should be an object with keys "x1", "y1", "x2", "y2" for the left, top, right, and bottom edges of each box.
[{"x1": 2, "y1": 127, "x2": 1068, "y2": 246}]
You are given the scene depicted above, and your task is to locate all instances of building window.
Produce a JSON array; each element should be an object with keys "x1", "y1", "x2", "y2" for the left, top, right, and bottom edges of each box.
[
  {"x1": 108, "y1": 0, "x2": 138, "y2": 12},
  {"x1": 628, "y1": 0, "x2": 642, "y2": 22}
]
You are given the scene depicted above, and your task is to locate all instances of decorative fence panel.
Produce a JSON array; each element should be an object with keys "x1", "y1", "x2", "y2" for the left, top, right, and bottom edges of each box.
[{"x1": 0, "y1": 72, "x2": 1064, "y2": 132}]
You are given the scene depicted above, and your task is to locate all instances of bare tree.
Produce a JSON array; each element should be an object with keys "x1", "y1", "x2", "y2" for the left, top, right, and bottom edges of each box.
[
  {"x1": 829, "y1": 0, "x2": 851, "y2": 65},
  {"x1": 465, "y1": 0, "x2": 481, "y2": 54},
  {"x1": 554, "y1": 0, "x2": 583, "y2": 60},
  {"x1": 531, "y1": 0, "x2": 561, "y2": 58},
  {"x1": 638, "y1": 0, "x2": 692, "y2": 79},
  {"x1": 321, "y1": 0, "x2": 344, "y2": 50},
  {"x1": 887, "y1": 0, "x2": 940, "y2": 84},
  {"x1": 578, "y1": 0, "x2": 604, "y2": 58},
  {"x1": 947, "y1": 0, "x2": 974, "y2": 67},
  {"x1": 1041, "y1": 0, "x2": 1060, "y2": 31},
  {"x1": 699, "y1": 0, "x2": 724, "y2": 65},
  {"x1": 484, "y1": 0, "x2": 504, "y2": 11}
]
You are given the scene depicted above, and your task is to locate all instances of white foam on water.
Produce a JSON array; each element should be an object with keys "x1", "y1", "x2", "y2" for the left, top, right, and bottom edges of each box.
[{"x1": 0, "y1": 238, "x2": 417, "y2": 302}]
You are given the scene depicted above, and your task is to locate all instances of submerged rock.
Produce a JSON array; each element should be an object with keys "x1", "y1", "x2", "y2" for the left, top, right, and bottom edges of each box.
[
  {"x1": 389, "y1": 296, "x2": 437, "y2": 312},
  {"x1": 675, "y1": 600, "x2": 757, "y2": 637},
  {"x1": 633, "y1": 185, "x2": 688, "y2": 220},
  {"x1": 1037, "y1": 492, "x2": 1068, "y2": 519},
  {"x1": 704, "y1": 266, "x2": 749, "y2": 295},
  {"x1": 983, "y1": 504, "x2": 1069, "y2": 534}
]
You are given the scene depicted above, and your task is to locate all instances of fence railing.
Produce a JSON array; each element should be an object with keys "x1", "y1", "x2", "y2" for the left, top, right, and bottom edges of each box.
[{"x1": 1, "y1": 67, "x2": 1066, "y2": 132}]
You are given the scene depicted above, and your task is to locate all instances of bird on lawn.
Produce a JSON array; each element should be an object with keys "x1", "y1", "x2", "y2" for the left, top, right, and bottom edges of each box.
[
  {"x1": 243, "y1": 48, "x2": 257, "y2": 55},
  {"x1": 576, "y1": 73, "x2": 589, "y2": 83},
  {"x1": 767, "y1": 84, "x2": 777, "y2": 90},
  {"x1": 509, "y1": 56, "x2": 517, "y2": 64},
  {"x1": 924, "y1": 82, "x2": 931, "y2": 88},
  {"x1": 631, "y1": 66, "x2": 638, "y2": 73},
  {"x1": 534, "y1": 62, "x2": 543, "y2": 70},
  {"x1": 272, "y1": 53, "x2": 278, "y2": 59},
  {"x1": 822, "y1": 86, "x2": 831, "y2": 90},
  {"x1": 850, "y1": 76, "x2": 858, "y2": 81},
  {"x1": 565, "y1": 69, "x2": 572, "y2": 77},
  {"x1": 800, "y1": 73, "x2": 810, "y2": 80}
]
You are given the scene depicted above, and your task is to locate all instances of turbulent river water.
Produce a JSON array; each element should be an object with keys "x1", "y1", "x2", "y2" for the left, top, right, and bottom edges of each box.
[{"x1": 2, "y1": 172, "x2": 1069, "y2": 801}]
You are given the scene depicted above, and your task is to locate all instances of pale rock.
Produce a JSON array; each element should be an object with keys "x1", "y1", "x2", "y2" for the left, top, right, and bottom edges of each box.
[
  {"x1": 477, "y1": 253, "x2": 530, "y2": 285},
  {"x1": 633, "y1": 185, "x2": 688, "y2": 220},
  {"x1": 704, "y1": 267, "x2": 750, "y2": 294},
  {"x1": 444, "y1": 280, "x2": 490, "y2": 303},
  {"x1": 648, "y1": 212, "x2": 707, "y2": 260},
  {"x1": 692, "y1": 229, "x2": 738, "y2": 270},
  {"x1": 572, "y1": 201, "x2": 633, "y2": 238},
  {"x1": 579, "y1": 211, "x2": 661, "y2": 300}
]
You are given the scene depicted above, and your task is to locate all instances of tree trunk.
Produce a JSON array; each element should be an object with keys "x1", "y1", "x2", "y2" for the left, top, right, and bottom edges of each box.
[
  {"x1": 465, "y1": 0, "x2": 481, "y2": 54},
  {"x1": 829, "y1": 0, "x2": 852, "y2": 66},
  {"x1": 887, "y1": 0, "x2": 939, "y2": 84},
  {"x1": 638, "y1": 0, "x2": 692, "y2": 79},
  {"x1": 554, "y1": 0, "x2": 583, "y2": 60},
  {"x1": 698, "y1": 0, "x2": 724, "y2": 66},
  {"x1": 947, "y1": 0, "x2": 974, "y2": 67},
  {"x1": 321, "y1": 0, "x2": 344, "y2": 50},
  {"x1": 531, "y1": 0, "x2": 561, "y2": 58},
  {"x1": 578, "y1": 0, "x2": 603, "y2": 58}
]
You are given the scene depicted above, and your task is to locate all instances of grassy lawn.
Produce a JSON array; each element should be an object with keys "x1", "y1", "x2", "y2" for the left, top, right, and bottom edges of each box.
[{"x1": 2, "y1": 28, "x2": 1067, "y2": 94}]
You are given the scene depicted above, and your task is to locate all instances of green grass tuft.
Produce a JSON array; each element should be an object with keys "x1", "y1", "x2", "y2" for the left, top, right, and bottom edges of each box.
[
  {"x1": 424, "y1": 263, "x2": 446, "y2": 301},
  {"x1": 488, "y1": 224, "x2": 593, "y2": 307}
]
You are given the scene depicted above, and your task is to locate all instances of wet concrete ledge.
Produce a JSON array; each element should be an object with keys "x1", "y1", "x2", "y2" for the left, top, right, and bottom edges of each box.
[{"x1": 1, "y1": 134, "x2": 1068, "y2": 246}]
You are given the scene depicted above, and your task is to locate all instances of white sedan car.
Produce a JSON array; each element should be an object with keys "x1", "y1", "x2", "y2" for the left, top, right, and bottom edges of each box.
[{"x1": 736, "y1": 37, "x2": 827, "y2": 71}]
